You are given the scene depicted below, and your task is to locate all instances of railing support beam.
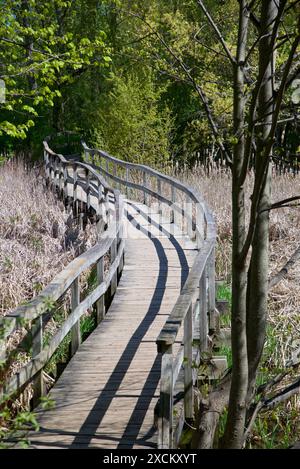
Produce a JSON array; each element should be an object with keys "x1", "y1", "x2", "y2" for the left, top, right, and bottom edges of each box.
[
  {"x1": 32, "y1": 314, "x2": 44, "y2": 408},
  {"x1": 184, "y1": 304, "x2": 193, "y2": 420},
  {"x1": 158, "y1": 344, "x2": 173, "y2": 449},
  {"x1": 71, "y1": 277, "x2": 81, "y2": 356}
]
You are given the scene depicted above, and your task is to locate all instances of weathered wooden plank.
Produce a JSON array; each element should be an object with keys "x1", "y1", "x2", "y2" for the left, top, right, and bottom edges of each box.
[
  {"x1": 71, "y1": 278, "x2": 81, "y2": 356},
  {"x1": 21, "y1": 140, "x2": 216, "y2": 451},
  {"x1": 32, "y1": 314, "x2": 45, "y2": 408},
  {"x1": 199, "y1": 269, "x2": 208, "y2": 353},
  {"x1": 96, "y1": 257, "x2": 105, "y2": 324},
  {"x1": 158, "y1": 345, "x2": 173, "y2": 449},
  {"x1": 156, "y1": 239, "x2": 214, "y2": 350},
  {"x1": 184, "y1": 304, "x2": 193, "y2": 419},
  {"x1": 6, "y1": 223, "x2": 121, "y2": 325}
]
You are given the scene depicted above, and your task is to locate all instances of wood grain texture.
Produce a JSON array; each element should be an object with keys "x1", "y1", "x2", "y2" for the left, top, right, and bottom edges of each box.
[
  {"x1": 26, "y1": 202, "x2": 196, "y2": 449},
  {"x1": 4, "y1": 140, "x2": 216, "y2": 450}
]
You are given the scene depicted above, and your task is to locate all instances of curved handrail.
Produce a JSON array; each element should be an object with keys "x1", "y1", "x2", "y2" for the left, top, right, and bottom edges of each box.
[
  {"x1": 82, "y1": 142, "x2": 217, "y2": 449},
  {"x1": 82, "y1": 142, "x2": 206, "y2": 204},
  {"x1": 1, "y1": 142, "x2": 125, "y2": 404},
  {"x1": 83, "y1": 142, "x2": 215, "y2": 244},
  {"x1": 1, "y1": 139, "x2": 216, "y2": 450}
]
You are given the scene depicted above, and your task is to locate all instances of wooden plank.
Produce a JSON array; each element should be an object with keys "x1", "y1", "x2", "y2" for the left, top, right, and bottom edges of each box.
[
  {"x1": 184, "y1": 304, "x2": 193, "y2": 419},
  {"x1": 32, "y1": 314, "x2": 44, "y2": 408},
  {"x1": 71, "y1": 277, "x2": 81, "y2": 356},
  {"x1": 158, "y1": 345, "x2": 173, "y2": 449},
  {"x1": 156, "y1": 239, "x2": 214, "y2": 350},
  {"x1": 199, "y1": 269, "x2": 208, "y2": 353},
  {"x1": 22, "y1": 144, "x2": 213, "y2": 451},
  {"x1": 96, "y1": 257, "x2": 105, "y2": 324}
]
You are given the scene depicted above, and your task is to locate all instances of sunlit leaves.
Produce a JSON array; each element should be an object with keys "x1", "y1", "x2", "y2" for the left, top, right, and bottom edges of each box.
[{"x1": 0, "y1": 0, "x2": 111, "y2": 140}]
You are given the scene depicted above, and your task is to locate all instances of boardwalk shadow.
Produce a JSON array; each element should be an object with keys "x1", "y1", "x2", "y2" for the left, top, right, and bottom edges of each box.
[{"x1": 69, "y1": 204, "x2": 189, "y2": 448}]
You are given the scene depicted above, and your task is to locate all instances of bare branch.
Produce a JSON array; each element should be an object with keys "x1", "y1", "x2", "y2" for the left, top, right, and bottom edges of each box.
[
  {"x1": 263, "y1": 376, "x2": 300, "y2": 409},
  {"x1": 124, "y1": 9, "x2": 232, "y2": 165},
  {"x1": 269, "y1": 245, "x2": 300, "y2": 289},
  {"x1": 240, "y1": 22, "x2": 300, "y2": 263},
  {"x1": 244, "y1": 369, "x2": 290, "y2": 443},
  {"x1": 196, "y1": 0, "x2": 236, "y2": 65},
  {"x1": 269, "y1": 195, "x2": 300, "y2": 209},
  {"x1": 193, "y1": 35, "x2": 230, "y2": 61},
  {"x1": 239, "y1": 1, "x2": 288, "y2": 187}
]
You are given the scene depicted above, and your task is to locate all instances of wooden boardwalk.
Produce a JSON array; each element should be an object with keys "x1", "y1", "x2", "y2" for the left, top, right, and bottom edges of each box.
[
  {"x1": 28, "y1": 201, "x2": 197, "y2": 448},
  {"x1": 2, "y1": 141, "x2": 216, "y2": 449}
]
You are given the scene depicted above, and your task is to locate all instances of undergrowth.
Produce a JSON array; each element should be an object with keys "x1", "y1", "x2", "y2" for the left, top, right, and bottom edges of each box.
[{"x1": 176, "y1": 166, "x2": 300, "y2": 448}]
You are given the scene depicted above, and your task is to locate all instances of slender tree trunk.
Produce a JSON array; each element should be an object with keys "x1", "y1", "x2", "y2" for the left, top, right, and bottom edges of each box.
[
  {"x1": 21, "y1": 0, "x2": 37, "y2": 92},
  {"x1": 246, "y1": 0, "x2": 278, "y2": 401},
  {"x1": 222, "y1": 1, "x2": 249, "y2": 449}
]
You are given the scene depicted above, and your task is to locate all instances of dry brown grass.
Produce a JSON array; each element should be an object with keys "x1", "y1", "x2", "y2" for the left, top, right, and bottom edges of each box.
[
  {"x1": 175, "y1": 165, "x2": 300, "y2": 447},
  {"x1": 0, "y1": 160, "x2": 97, "y2": 317},
  {"x1": 176, "y1": 165, "x2": 300, "y2": 368}
]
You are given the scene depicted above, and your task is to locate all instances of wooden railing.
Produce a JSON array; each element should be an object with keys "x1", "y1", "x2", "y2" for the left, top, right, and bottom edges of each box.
[
  {"x1": 1, "y1": 141, "x2": 216, "y2": 449},
  {"x1": 0, "y1": 142, "x2": 124, "y2": 407},
  {"x1": 82, "y1": 143, "x2": 217, "y2": 449}
]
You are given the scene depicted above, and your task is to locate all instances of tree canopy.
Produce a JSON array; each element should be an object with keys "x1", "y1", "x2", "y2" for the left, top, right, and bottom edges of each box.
[{"x1": 1, "y1": 1, "x2": 299, "y2": 162}]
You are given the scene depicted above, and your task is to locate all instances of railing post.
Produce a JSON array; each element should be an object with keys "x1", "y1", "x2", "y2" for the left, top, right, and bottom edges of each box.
[
  {"x1": 143, "y1": 171, "x2": 148, "y2": 206},
  {"x1": 86, "y1": 168, "x2": 91, "y2": 212},
  {"x1": 186, "y1": 194, "x2": 193, "y2": 239},
  {"x1": 199, "y1": 268, "x2": 208, "y2": 353},
  {"x1": 49, "y1": 156, "x2": 54, "y2": 190},
  {"x1": 58, "y1": 160, "x2": 63, "y2": 196},
  {"x1": 53, "y1": 158, "x2": 58, "y2": 192},
  {"x1": 73, "y1": 164, "x2": 78, "y2": 217},
  {"x1": 170, "y1": 185, "x2": 175, "y2": 225},
  {"x1": 105, "y1": 190, "x2": 110, "y2": 225},
  {"x1": 110, "y1": 192, "x2": 119, "y2": 296},
  {"x1": 113, "y1": 164, "x2": 117, "y2": 190},
  {"x1": 196, "y1": 202, "x2": 204, "y2": 249},
  {"x1": 125, "y1": 167, "x2": 129, "y2": 198},
  {"x1": 32, "y1": 314, "x2": 44, "y2": 408},
  {"x1": 44, "y1": 149, "x2": 50, "y2": 182},
  {"x1": 0, "y1": 321, "x2": 6, "y2": 364},
  {"x1": 184, "y1": 304, "x2": 193, "y2": 420},
  {"x1": 96, "y1": 257, "x2": 105, "y2": 324},
  {"x1": 207, "y1": 248, "x2": 218, "y2": 334},
  {"x1": 71, "y1": 277, "x2": 81, "y2": 356},
  {"x1": 117, "y1": 195, "x2": 124, "y2": 277},
  {"x1": 110, "y1": 238, "x2": 117, "y2": 296},
  {"x1": 63, "y1": 165, "x2": 68, "y2": 203},
  {"x1": 97, "y1": 181, "x2": 104, "y2": 236},
  {"x1": 158, "y1": 344, "x2": 173, "y2": 449},
  {"x1": 157, "y1": 178, "x2": 162, "y2": 216}
]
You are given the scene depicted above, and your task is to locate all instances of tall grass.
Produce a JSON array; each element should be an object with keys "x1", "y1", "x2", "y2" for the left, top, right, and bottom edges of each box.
[
  {"x1": 174, "y1": 165, "x2": 300, "y2": 447},
  {"x1": 0, "y1": 160, "x2": 96, "y2": 317}
]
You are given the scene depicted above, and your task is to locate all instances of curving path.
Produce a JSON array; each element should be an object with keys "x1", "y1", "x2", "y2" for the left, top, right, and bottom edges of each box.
[{"x1": 28, "y1": 199, "x2": 197, "y2": 448}]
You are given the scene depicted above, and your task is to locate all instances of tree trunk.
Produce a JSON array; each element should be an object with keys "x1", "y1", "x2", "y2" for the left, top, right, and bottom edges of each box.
[
  {"x1": 193, "y1": 374, "x2": 231, "y2": 449},
  {"x1": 246, "y1": 0, "x2": 278, "y2": 401},
  {"x1": 221, "y1": 1, "x2": 249, "y2": 449}
]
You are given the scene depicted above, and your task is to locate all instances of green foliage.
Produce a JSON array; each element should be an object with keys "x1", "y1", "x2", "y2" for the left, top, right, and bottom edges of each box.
[
  {"x1": 1, "y1": 0, "x2": 299, "y2": 162},
  {"x1": 91, "y1": 71, "x2": 173, "y2": 165},
  {"x1": 0, "y1": 0, "x2": 110, "y2": 151},
  {"x1": 217, "y1": 283, "x2": 231, "y2": 327},
  {"x1": 0, "y1": 401, "x2": 39, "y2": 449},
  {"x1": 80, "y1": 314, "x2": 96, "y2": 342},
  {"x1": 217, "y1": 283, "x2": 231, "y2": 304},
  {"x1": 215, "y1": 344, "x2": 232, "y2": 369}
]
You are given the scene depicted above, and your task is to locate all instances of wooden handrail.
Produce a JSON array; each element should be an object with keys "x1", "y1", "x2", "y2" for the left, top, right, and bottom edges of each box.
[
  {"x1": 82, "y1": 141, "x2": 207, "y2": 204},
  {"x1": 1, "y1": 139, "x2": 216, "y2": 451},
  {"x1": 82, "y1": 142, "x2": 217, "y2": 449},
  {"x1": 1, "y1": 142, "x2": 125, "y2": 405}
]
